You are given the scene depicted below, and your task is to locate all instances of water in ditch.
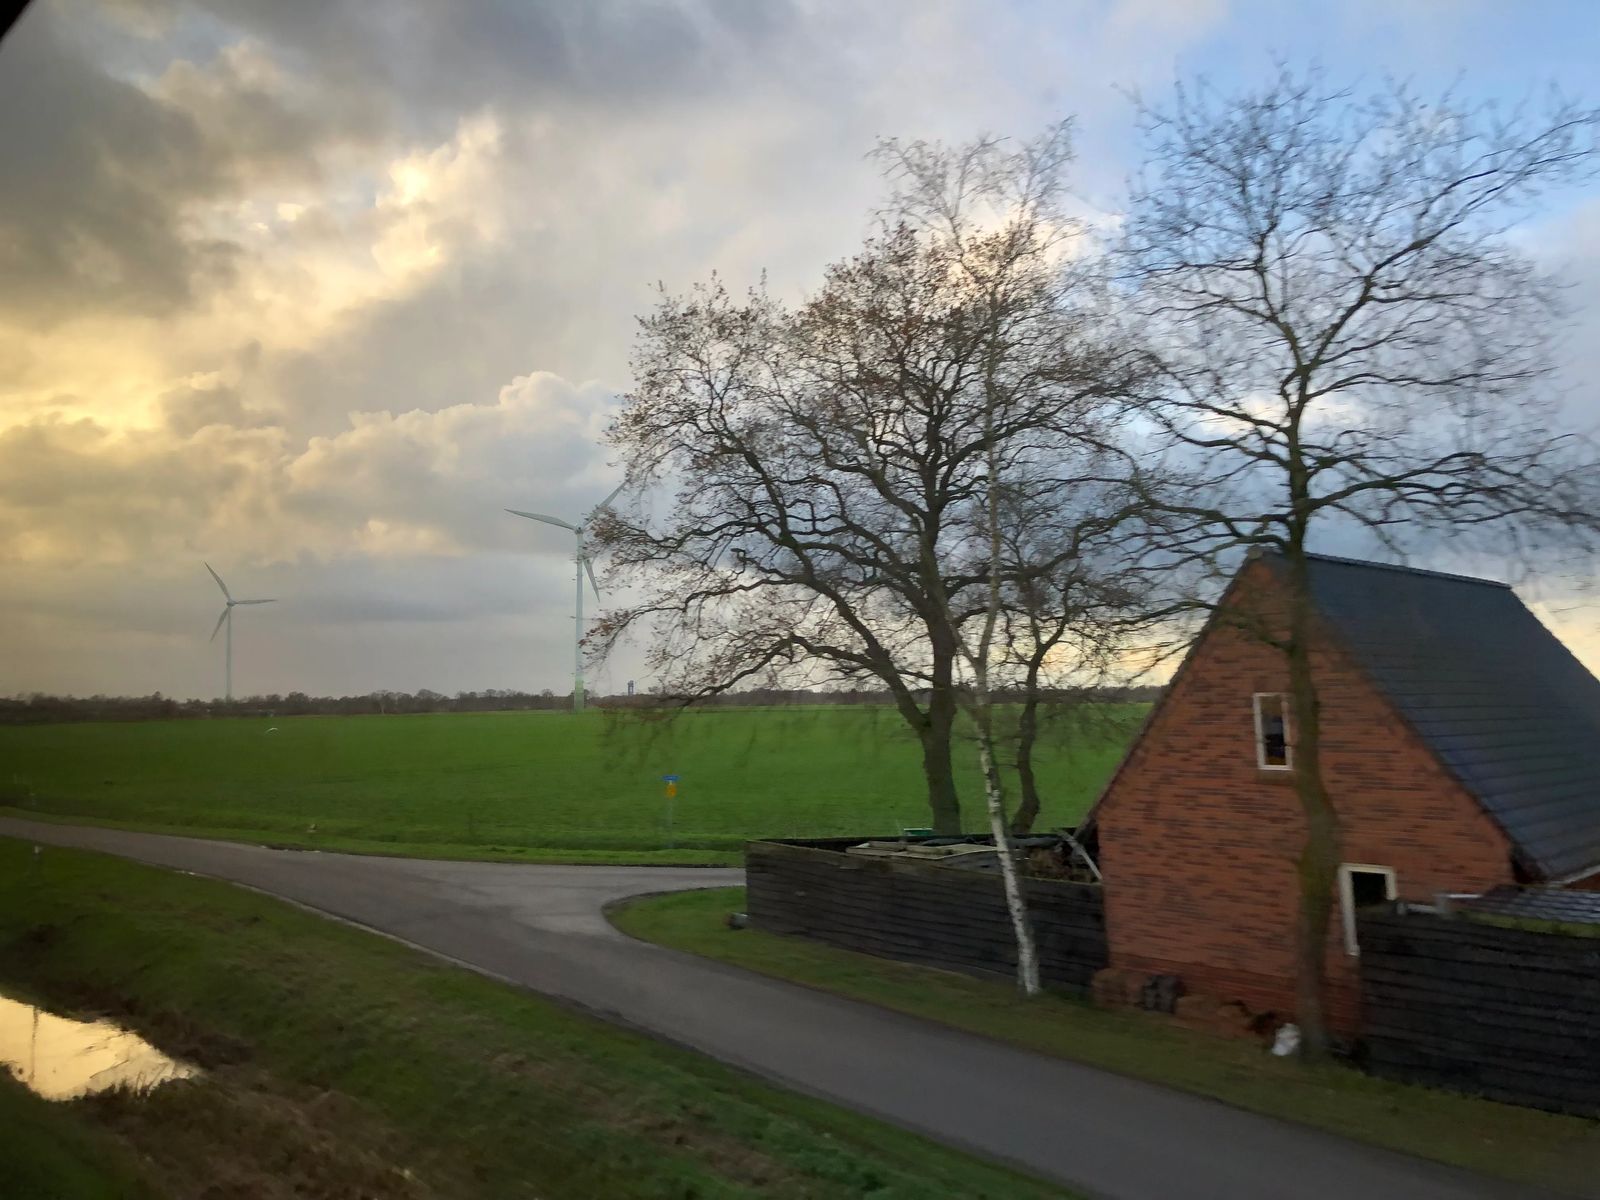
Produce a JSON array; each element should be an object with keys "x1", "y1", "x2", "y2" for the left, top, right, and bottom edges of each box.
[{"x1": 0, "y1": 990, "x2": 198, "y2": 1100}]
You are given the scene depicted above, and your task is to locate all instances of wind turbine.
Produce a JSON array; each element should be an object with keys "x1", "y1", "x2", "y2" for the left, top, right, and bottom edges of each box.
[
  {"x1": 205, "y1": 563, "x2": 275, "y2": 702},
  {"x1": 507, "y1": 482, "x2": 625, "y2": 712}
]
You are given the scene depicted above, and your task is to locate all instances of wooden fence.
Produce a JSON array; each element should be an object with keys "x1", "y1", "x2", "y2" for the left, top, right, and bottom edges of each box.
[
  {"x1": 745, "y1": 839, "x2": 1107, "y2": 992},
  {"x1": 1359, "y1": 908, "x2": 1600, "y2": 1116}
]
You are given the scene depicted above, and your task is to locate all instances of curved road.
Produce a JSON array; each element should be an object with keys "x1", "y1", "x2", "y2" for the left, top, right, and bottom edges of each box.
[{"x1": 0, "y1": 817, "x2": 1557, "y2": 1200}]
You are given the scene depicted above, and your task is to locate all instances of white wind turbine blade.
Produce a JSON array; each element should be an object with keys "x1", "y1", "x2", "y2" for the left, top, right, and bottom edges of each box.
[
  {"x1": 234, "y1": 598, "x2": 276, "y2": 605},
  {"x1": 506, "y1": 509, "x2": 578, "y2": 532},
  {"x1": 209, "y1": 607, "x2": 230, "y2": 642},
  {"x1": 583, "y1": 555, "x2": 600, "y2": 600},
  {"x1": 594, "y1": 481, "x2": 626, "y2": 513},
  {"x1": 204, "y1": 562, "x2": 233, "y2": 601}
]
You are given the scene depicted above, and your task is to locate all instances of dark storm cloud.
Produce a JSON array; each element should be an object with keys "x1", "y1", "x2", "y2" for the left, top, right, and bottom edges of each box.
[
  {"x1": 0, "y1": 6, "x2": 226, "y2": 321},
  {"x1": 190, "y1": 0, "x2": 796, "y2": 121},
  {"x1": 0, "y1": 0, "x2": 796, "y2": 329},
  {"x1": 0, "y1": 1, "x2": 390, "y2": 326}
]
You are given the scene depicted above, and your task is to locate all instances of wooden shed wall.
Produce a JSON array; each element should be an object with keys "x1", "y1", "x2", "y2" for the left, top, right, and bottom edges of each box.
[
  {"x1": 1360, "y1": 908, "x2": 1600, "y2": 1116},
  {"x1": 745, "y1": 840, "x2": 1107, "y2": 992}
]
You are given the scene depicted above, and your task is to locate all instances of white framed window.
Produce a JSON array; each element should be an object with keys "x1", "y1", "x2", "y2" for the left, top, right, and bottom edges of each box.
[
  {"x1": 1338, "y1": 864, "x2": 1397, "y2": 956},
  {"x1": 1252, "y1": 692, "x2": 1291, "y2": 770}
]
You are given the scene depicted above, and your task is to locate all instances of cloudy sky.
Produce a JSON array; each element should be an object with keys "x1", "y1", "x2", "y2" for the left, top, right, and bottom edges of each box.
[{"x1": 1, "y1": 0, "x2": 1597, "y2": 700}]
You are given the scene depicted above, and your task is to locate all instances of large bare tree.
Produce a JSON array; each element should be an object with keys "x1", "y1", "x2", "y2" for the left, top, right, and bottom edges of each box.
[
  {"x1": 595, "y1": 125, "x2": 1151, "y2": 839},
  {"x1": 1121, "y1": 70, "x2": 1600, "y2": 1057},
  {"x1": 872, "y1": 128, "x2": 1153, "y2": 991}
]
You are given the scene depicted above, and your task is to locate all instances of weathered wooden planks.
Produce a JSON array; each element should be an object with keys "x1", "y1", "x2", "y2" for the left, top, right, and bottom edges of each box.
[
  {"x1": 745, "y1": 839, "x2": 1108, "y2": 991},
  {"x1": 1358, "y1": 909, "x2": 1600, "y2": 1117}
]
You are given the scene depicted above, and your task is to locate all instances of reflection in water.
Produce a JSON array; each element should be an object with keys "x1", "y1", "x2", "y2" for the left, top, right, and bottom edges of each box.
[{"x1": 0, "y1": 992, "x2": 198, "y2": 1100}]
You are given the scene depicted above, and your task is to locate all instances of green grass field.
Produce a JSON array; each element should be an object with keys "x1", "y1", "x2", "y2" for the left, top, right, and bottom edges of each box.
[{"x1": 0, "y1": 705, "x2": 1140, "y2": 863}]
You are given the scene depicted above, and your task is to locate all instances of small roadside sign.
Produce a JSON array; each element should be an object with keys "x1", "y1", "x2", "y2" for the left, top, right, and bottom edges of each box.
[{"x1": 660, "y1": 774, "x2": 681, "y2": 847}]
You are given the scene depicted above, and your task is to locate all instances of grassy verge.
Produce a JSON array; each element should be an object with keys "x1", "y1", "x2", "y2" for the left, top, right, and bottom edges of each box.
[
  {"x1": 0, "y1": 806, "x2": 741, "y2": 866},
  {"x1": 612, "y1": 887, "x2": 1600, "y2": 1199},
  {"x1": 0, "y1": 838, "x2": 1072, "y2": 1200},
  {"x1": 0, "y1": 1074, "x2": 155, "y2": 1200}
]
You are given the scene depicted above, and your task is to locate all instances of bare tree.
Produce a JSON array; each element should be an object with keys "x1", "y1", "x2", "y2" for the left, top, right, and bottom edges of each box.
[
  {"x1": 1121, "y1": 69, "x2": 1600, "y2": 1058},
  {"x1": 992, "y1": 494, "x2": 1164, "y2": 836},
  {"x1": 596, "y1": 125, "x2": 1149, "y2": 840}
]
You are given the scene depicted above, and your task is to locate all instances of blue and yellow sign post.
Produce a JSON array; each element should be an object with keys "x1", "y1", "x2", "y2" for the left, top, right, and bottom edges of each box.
[{"x1": 661, "y1": 774, "x2": 680, "y2": 847}]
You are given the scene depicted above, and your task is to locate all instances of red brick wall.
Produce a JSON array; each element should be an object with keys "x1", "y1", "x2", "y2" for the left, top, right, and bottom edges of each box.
[{"x1": 1096, "y1": 561, "x2": 1516, "y2": 1033}]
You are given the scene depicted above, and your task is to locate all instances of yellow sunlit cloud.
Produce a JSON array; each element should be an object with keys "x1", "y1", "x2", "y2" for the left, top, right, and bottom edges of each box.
[{"x1": 1, "y1": 107, "x2": 507, "y2": 441}]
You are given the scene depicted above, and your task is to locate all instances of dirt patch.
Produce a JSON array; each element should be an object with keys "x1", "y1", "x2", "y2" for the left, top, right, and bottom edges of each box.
[{"x1": 83, "y1": 1068, "x2": 445, "y2": 1200}]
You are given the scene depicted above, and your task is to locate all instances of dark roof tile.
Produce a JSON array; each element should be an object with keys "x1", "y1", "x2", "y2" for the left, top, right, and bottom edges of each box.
[
  {"x1": 1302, "y1": 553, "x2": 1600, "y2": 881},
  {"x1": 1458, "y1": 886, "x2": 1600, "y2": 925}
]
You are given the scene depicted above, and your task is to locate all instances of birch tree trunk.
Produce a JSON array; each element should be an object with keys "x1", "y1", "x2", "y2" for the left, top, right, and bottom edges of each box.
[
  {"x1": 968, "y1": 351, "x2": 1041, "y2": 997},
  {"x1": 973, "y1": 696, "x2": 1042, "y2": 995}
]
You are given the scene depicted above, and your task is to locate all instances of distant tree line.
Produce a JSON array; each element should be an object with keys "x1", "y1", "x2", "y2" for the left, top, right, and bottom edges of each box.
[
  {"x1": 0, "y1": 685, "x2": 1163, "y2": 726},
  {"x1": 0, "y1": 689, "x2": 557, "y2": 724}
]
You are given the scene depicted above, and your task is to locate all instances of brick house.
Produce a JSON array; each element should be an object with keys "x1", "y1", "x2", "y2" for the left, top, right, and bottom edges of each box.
[{"x1": 1085, "y1": 552, "x2": 1600, "y2": 1033}]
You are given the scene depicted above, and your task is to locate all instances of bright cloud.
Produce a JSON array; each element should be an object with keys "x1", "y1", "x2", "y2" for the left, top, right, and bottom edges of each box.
[{"x1": 0, "y1": 371, "x2": 615, "y2": 567}]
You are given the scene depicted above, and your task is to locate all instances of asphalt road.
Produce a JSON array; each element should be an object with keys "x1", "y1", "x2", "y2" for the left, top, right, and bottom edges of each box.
[{"x1": 0, "y1": 817, "x2": 1558, "y2": 1200}]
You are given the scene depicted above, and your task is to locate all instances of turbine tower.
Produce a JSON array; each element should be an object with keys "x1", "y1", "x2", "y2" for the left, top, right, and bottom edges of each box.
[
  {"x1": 507, "y1": 482, "x2": 625, "y2": 712},
  {"x1": 205, "y1": 563, "x2": 275, "y2": 702}
]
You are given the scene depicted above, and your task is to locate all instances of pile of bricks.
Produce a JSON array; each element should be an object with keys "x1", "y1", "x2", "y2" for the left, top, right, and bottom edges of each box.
[
  {"x1": 1171, "y1": 994, "x2": 1257, "y2": 1038},
  {"x1": 1092, "y1": 967, "x2": 1265, "y2": 1041},
  {"x1": 1090, "y1": 967, "x2": 1146, "y2": 1009}
]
